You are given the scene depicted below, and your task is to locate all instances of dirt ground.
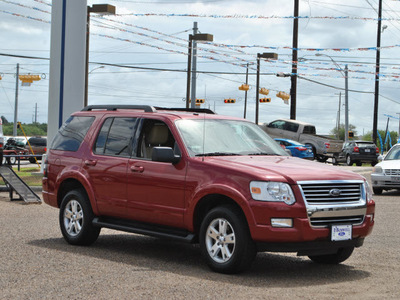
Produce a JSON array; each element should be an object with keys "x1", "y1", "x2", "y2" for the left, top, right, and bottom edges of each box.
[{"x1": 0, "y1": 180, "x2": 399, "y2": 299}]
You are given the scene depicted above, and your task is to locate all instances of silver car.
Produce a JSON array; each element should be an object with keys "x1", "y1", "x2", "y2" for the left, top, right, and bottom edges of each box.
[{"x1": 371, "y1": 143, "x2": 400, "y2": 194}]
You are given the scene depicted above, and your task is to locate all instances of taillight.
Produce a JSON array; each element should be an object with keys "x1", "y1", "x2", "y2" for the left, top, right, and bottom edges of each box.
[
  {"x1": 324, "y1": 142, "x2": 330, "y2": 149},
  {"x1": 353, "y1": 146, "x2": 359, "y2": 152},
  {"x1": 295, "y1": 147, "x2": 307, "y2": 151},
  {"x1": 376, "y1": 147, "x2": 379, "y2": 153},
  {"x1": 43, "y1": 157, "x2": 48, "y2": 177}
]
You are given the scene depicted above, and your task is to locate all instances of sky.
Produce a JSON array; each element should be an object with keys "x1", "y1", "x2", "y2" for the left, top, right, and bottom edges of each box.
[{"x1": 1, "y1": 0, "x2": 400, "y2": 137}]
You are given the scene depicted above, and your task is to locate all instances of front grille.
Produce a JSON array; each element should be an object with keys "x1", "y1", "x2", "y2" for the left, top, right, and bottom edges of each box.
[
  {"x1": 298, "y1": 180, "x2": 366, "y2": 228},
  {"x1": 310, "y1": 216, "x2": 364, "y2": 227},
  {"x1": 385, "y1": 169, "x2": 400, "y2": 176},
  {"x1": 299, "y1": 182, "x2": 362, "y2": 205}
]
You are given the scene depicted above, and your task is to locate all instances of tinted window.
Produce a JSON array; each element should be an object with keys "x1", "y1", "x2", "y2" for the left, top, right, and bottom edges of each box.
[
  {"x1": 285, "y1": 122, "x2": 299, "y2": 133},
  {"x1": 95, "y1": 117, "x2": 137, "y2": 157},
  {"x1": 51, "y1": 116, "x2": 94, "y2": 151},
  {"x1": 303, "y1": 126, "x2": 316, "y2": 134}
]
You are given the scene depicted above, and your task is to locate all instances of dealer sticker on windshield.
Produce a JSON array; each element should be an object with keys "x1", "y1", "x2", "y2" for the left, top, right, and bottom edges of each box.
[{"x1": 331, "y1": 225, "x2": 352, "y2": 241}]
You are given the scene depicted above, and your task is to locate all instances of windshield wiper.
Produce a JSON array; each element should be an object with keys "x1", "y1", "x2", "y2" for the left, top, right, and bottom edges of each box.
[
  {"x1": 247, "y1": 152, "x2": 275, "y2": 156},
  {"x1": 196, "y1": 152, "x2": 241, "y2": 157}
]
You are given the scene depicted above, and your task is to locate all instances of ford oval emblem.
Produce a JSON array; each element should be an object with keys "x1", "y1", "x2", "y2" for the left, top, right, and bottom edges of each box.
[
  {"x1": 329, "y1": 188, "x2": 341, "y2": 197},
  {"x1": 338, "y1": 232, "x2": 345, "y2": 236}
]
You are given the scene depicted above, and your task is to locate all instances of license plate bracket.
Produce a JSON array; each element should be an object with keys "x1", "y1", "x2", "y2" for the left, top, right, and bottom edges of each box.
[{"x1": 331, "y1": 224, "x2": 352, "y2": 241}]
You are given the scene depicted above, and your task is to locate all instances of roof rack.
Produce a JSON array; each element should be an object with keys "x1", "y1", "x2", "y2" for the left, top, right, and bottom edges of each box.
[
  {"x1": 81, "y1": 105, "x2": 216, "y2": 115},
  {"x1": 82, "y1": 105, "x2": 156, "y2": 112},
  {"x1": 154, "y1": 107, "x2": 215, "y2": 114}
]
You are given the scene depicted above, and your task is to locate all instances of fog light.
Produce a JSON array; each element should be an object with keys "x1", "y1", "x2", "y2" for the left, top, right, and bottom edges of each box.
[
  {"x1": 367, "y1": 214, "x2": 374, "y2": 223},
  {"x1": 271, "y1": 218, "x2": 293, "y2": 228}
]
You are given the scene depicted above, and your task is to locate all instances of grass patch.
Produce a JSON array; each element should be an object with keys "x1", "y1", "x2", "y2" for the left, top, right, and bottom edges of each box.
[{"x1": 0, "y1": 167, "x2": 43, "y2": 187}]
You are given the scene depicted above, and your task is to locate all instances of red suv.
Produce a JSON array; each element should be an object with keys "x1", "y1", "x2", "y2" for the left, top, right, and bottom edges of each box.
[{"x1": 42, "y1": 105, "x2": 375, "y2": 273}]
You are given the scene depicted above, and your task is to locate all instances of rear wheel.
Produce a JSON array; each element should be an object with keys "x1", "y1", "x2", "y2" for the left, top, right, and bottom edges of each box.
[
  {"x1": 346, "y1": 155, "x2": 353, "y2": 166},
  {"x1": 308, "y1": 247, "x2": 354, "y2": 264},
  {"x1": 59, "y1": 189, "x2": 100, "y2": 246},
  {"x1": 332, "y1": 156, "x2": 338, "y2": 165},
  {"x1": 200, "y1": 205, "x2": 256, "y2": 274}
]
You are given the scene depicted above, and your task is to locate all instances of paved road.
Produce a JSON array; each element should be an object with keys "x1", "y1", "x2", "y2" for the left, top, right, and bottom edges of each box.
[{"x1": 0, "y1": 170, "x2": 399, "y2": 299}]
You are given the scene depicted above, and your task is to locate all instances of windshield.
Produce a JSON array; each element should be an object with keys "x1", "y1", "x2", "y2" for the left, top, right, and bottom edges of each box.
[
  {"x1": 385, "y1": 145, "x2": 400, "y2": 160},
  {"x1": 176, "y1": 119, "x2": 288, "y2": 157}
]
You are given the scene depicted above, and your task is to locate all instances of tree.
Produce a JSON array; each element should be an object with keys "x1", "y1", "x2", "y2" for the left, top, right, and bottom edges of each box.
[
  {"x1": 1, "y1": 116, "x2": 9, "y2": 125},
  {"x1": 330, "y1": 124, "x2": 357, "y2": 140}
]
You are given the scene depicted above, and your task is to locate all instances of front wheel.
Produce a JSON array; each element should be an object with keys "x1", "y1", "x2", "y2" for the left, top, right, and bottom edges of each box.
[
  {"x1": 200, "y1": 206, "x2": 256, "y2": 274},
  {"x1": 373, "y1": 187, "x2": 383, "y2": 195},
  {"x1": 59, "y1": 189, "x2": 100, "y2": 246},
  {"x1": 308, "y1": 247, "x2": 354, "y2": 264}
]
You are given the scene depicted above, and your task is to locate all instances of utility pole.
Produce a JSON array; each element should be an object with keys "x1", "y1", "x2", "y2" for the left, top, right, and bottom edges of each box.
[
  {"x1": 13, "y1": 63, "x2": 19, "y2": 137},
  {"x1": 290, "y1": 0, "x2": 299, "y2": 120},
  {"x1": 243, "y1": 63, "x2": 249, "y2": 119},
  {"x1": 34, "y1": 103, "x2": 38, "y2": 123},
  {"x1": 373, "y1": 0, "x2": 383, "y2": 145},
  {"x1": 344, "y1": 65, "x2": 349, "y2": 142},
  {"x1": 190, "y1": 22, "x2": 198, "y2": 109}
]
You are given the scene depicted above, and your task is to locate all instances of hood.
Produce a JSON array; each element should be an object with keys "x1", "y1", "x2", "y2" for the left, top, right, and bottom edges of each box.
[
  {"x1": 200, "y1": 155, "x2": 364, "y2": 184},
  {"x1": 375, "y1": 159, "x2": 400, "y2": 170}
]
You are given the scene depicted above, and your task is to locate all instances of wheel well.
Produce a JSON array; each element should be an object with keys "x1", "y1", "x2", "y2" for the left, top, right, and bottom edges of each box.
[
  {"x1": 57, "y1": 179, "x2": 86, "y2": 207},
  {"x1": 193, "y1": 194, "x2": 245, "y2": 238}
]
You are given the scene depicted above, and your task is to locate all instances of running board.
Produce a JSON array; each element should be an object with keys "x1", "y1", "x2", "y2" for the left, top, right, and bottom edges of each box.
[
  {"x1": 92, "y1": 217, "x2": 196, "y2": 243},
  {"x1": 0, "y1": 166, "x2": 41, "y2": 204}
]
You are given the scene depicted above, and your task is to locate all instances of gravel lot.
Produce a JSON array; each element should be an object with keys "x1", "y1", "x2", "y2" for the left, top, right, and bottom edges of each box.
[{"x1": 1, "y1": 171, "x2": 399, "y2": 299}]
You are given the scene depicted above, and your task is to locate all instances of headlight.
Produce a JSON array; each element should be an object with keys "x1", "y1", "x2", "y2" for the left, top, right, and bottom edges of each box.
[
  {"x1": 363, "y1": 180, "x2": 373, "y2": 202},
  {"x1": 250, "y1": 181, "x2": 296, "y2": 205},
  {"x1": 372, "y1": 166, "x2": 382, "y2": 174}
]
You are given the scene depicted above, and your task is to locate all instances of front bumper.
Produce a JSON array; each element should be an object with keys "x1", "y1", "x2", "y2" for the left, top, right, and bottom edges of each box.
[{"x1": 371, "y1": 173, "x2": 400, "y2": 189}]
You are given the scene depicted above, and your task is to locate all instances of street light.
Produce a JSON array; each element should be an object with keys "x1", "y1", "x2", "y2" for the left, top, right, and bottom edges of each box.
[
  {"x1": 85, "y1": 4, "x2": 116, "y2": 107},
  {"x1": 255, "y1": 52, "x2": 278, "y2": 124},
  {"x1": 315, "y1": 53, "x2": 349, "y2": 142},
  {"x1": 186, "y1": 33, "x2": 213, "y2": 109}
]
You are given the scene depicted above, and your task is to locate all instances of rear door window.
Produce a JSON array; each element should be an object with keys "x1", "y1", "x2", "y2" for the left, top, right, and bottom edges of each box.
[
  {"x1": 94, "y1": 117, "x2": 137, "y2": 157},
  {"x1": 51, "y1": 116, "x2": 94, "y2": 151}
]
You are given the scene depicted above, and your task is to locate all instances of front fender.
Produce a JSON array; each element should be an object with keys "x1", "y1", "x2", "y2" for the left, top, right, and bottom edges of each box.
[{"x1": 184, "y1": 183, "x2": 256, "y2": 232}]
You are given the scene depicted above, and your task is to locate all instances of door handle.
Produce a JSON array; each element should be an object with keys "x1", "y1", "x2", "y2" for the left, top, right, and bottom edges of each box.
[
  {"x1": 130, "y1": 165, "x2": 144, "y2": 173},
  {"x1": 84, "y1": 159, "x2": 97, "y2": 166}
]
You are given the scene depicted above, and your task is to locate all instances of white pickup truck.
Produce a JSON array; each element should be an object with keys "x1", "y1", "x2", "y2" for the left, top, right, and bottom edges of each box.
[{"x1": 260, "y1": 119, "x2": 343, "y2": 162}]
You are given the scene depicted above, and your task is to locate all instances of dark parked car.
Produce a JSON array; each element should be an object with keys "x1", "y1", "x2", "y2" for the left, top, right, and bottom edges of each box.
[
  {"x1": 332, "y1": 140, "x2": 379, "y2": 166},
  {"x1": 26, "y1": 137, "x2": 47, "y2": 163}
]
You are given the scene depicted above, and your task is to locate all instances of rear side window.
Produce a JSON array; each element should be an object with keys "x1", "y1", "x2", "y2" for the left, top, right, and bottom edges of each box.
[
  {"x1": 94, "y1": 117, "x2": 137, "y2": 157},
  {"x1": 303, "y1": 126, "x2": 316, "y2": 134},
  {"x1": 51, "y1": 116, "x2": 94, "y2": 151}
]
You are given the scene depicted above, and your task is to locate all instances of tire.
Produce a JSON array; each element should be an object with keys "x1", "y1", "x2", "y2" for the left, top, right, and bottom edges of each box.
[
  {"x1": 371, "y1": 161, "x2": 378, "y2": 167},
  {"x1": 29, "y1": 157, "x2": 36, "y2": 163},
  {"x1": 199, "y1": 205, "x2": 256, "y2": 274},
  {"x1": 346, "y1": 155, "x2": 353, "y2": 166},
  {"x1": 373, "y1": 187, "x2": 383, "y2": 195},
  {"x1": 308, "y1": 247, "x2": 354, "y2": 264},
  {"x1": 9, "y1": 156, "x2": 16, "y2": 165},
  {"x1": 332, "y1": 156, "x2": 338, "y2": 165},
  {"x1": 59, "y1": 189, "x2": 100, "y2": 246}
]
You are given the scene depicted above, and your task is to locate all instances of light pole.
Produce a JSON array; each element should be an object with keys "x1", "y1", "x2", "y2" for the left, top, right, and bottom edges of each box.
[
  {"x1": 85, "y1": 4, "x2": 116, "y2": 107},
  {"x1": 255, "y1": 53, "x2": 278, "y2": 124},
  {"x1": 186, "y1": 33, "x2": 213, "y2": 109},
  {"x1": 315, "y1": 53, "x2": 349, "y2": 142}
]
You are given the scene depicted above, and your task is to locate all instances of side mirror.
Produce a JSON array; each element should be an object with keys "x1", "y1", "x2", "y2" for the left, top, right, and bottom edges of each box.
[{"x1": 152, "y1": 147, "x2": 181, "y2": 164}]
